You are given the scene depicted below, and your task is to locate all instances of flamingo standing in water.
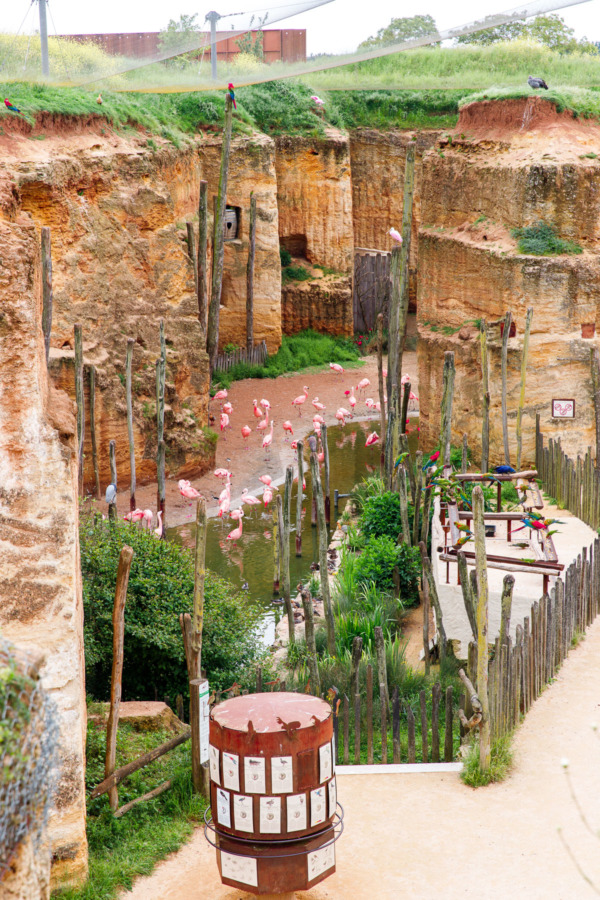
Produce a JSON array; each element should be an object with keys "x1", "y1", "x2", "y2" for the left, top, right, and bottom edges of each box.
[
  {"x1": 365, "y1": 431, "x2": 380, "y2": 447},
  {"x1": 292, "y1": 386, "x2": 309, "y2": 417},
  {"x1": 218, "y1": 496, "x2": 231, "y2": 518},
  {"x1": 336, "y1": 408, "x2": 347, "y2": 426},
  {"x1": 153, "y1": 510, "x2": 163, "y2": 538},
  {"x1": 241, "y1": 424, "x2": 252, "y2": 448},
  {"x1": 241, "y1": 488, "x2": 260, "y2": 508},
  {"x1": 348, "y1": 387, "x2": 357, "y2": 414},
  {"x1": 282, "y1": 420, "x2": 294, "y2": 441},
  {"x1": 253, "y1": 399, "x2": 264, "y2": 420},
  {"x1": 263, "y1": 486, "x2": 273, "y2": 508},
  {"x1": 227, "y1": 512, "x2": 244, "y2": 544},
  {"x1": 263, "y1": 421, "x2": 274, "y2": 459},
  {"x1": 230, "y1": 507, "x2": 244, "y2": 521}
]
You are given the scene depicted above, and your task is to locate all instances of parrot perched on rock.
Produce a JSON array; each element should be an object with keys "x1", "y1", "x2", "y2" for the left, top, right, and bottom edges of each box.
[
  {"x1": 227, "y1": 83, "x2": 237, "y2": 110},
  {"x1": 4, "y1": 98, "x2": 20, "y2": 113}
]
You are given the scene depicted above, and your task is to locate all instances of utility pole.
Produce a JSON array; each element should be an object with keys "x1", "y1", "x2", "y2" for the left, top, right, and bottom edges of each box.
[
  {"x1": 38, "y1": 0, "x2": 49, "y2": 76},
  {"x1": 205, "y1": 11, "x2": 220, "y2": 80}
]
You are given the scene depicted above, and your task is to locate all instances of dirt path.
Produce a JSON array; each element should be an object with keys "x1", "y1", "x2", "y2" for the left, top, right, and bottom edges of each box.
[
  {"x1": 120, "y1": 617, "x2": 600, "y2": 900},
  {"x1": 112, "y1": 351, "x2": 418, "y2": 527}
]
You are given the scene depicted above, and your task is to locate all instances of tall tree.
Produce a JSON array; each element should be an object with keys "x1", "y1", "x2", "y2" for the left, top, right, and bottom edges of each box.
[{"x1": 360, "y1": 15, "x2": 438, "y2": 48}]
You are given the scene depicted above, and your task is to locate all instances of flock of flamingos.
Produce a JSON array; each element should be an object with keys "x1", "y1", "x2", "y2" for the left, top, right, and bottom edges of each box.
[{"x1": 123, "y1": 363, "x2": 418, "y2": 546}]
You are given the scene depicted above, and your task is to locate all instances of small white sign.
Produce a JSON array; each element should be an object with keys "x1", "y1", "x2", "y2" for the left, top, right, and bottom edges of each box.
[
  {"x1": 319, "y1": 742, "x2": 332, "y2": 783},
  {"x1": 223, "y1": 752, "x2": 240, "y2": 792},
  {"x1": 199, "y1": 680, "x2": 210, "y2": 765},
  {"x1": 244, "y1": 756, "x2": 266, "y2": 794},
  {"x1": 552, "y1": 399, "x2": 575, "y2": 419},
  {"x1": 216, "y1": 788, "x2": 231, "y2": 828},
  {"x1": 271, "y1": 755, "x2": 294, "y2": 793},
  {"x1": 259, "y1": 796, "x2": 281, "y2": 834},
  {"x1": 233, "y1": 794, "x2": 254, "y2": 833},
  {"x1": 307, "y1": 844, "x2": 335, "y2": 882},
  {"x1": 286, "y1": 793, "x2": 307, "y2": 832},
  {"x1": 209, "y1": 745, "x2": 220, "y2": 784},
  {"x1": 328, "y1": 776, "x2": 337, "y2": 817},
  {"x1": 220, "y1": 851, "x2": 258, "y2": 887},
  {"x1": 310, "y1": 786, "x2": 326, "y2": 827}
]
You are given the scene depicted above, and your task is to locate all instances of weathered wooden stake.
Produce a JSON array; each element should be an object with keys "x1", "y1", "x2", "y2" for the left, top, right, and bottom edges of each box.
[
  {"x1": 322, "y1": 424, "x2": 331, "y2": 524},
  {"x1": 310, "y1": 451, "x2": 336, "y2": 656},
  {"x1": 273, "y1": 509, "x2": 280, "y2": 594},
  {"x1": 198, "y1": 180, "x2": 209, "y2": 339},
  {"x1": 499, "y1": 573, "x2": 515, "y2": 647},
  {"x1": 377, "y1": 313, "x2": 386, "y2": 452},
  {"x1": 301, "y1": 589, "x2": 320, "y2": 697},
  {"x1": 473, "y1": 485, "x2": 491, "y2": 771},
  {"x1": 384, "y1": 385, "x2": 398, "y2": 488},
  {"x1": 457, "y1": 550, "x2": 477, "y2": 641},
  {"x1": 74, "y1": 323, "x2": 85, "y2": 494},
  {"x1": 400, "y1": 381, "x2": 411, "y2": 435},
  {"x1": 157, "y1": 440, "x2": 166, "y2": 538},
  {"x1": 105, "y1": 545, "x2": 134, "y2": 811},
  {"x1": 207, "y1": 95, "x2": 234, "y2": 368},
  {"x1": 374, "y1": 625, "x2": 389, "y2": 712},
  {"x1": 186, "y1": 223, "x2": 198, "y2": 297},
  {"x1": 444, "y1": 685, "x2": 454, "y2": 762},
  {"x1": 422, "y1": 571, "x2": 430, "y2": 675},
  {"x1": 440, "y1": 351, "x2": 455, "y2": 468},
  {"x1": 186, "y1": 498, "x2": 208, "y2": 795},
  {"x1": 591, "y1": 347, "x2": 600, "y2": 465},
  {"x1": 125, "y1": 338, "x2": 136, "y2": 512},
  {"x1": 89, "y1": 366, "x2": 101, "y2": 500},
  {"x1": 296, "y1": 440, "x2": 304, "y2": 556},
  {"x1": 366, "y1": 664, "x2": 374, "y2": 764},
  {"x1": 398, "y1": 465, "x2": 411, "y2": 546},
  {"x1": 420, "y1": 484, "x2": 433, "y2": 545},
  {"x1": 480, "y1": 320, "x2": 490, "y2": 473},
  {"x1": 108, "y1": 439, "x2": 117, "y2": 521},
  {"x1": 516, "y1": 306, "x2": 534, "y2": 470},
  {"x1": 501, "y1": 311, "x2": 512, "y2": 465},
  {"x1": 282, "y1": 467, "x2": 294, "y2": 644},
  {"x1": 461, "y1": 433, "x2": 468, "y2": 474},
  {"x1": 419, "y1": 542, "x2": 447, "y2": 664},
  {"x1": 412, "y1": 451, "x2": 423, "y2": 547},
  {"x1": 277, "y1": 493, "x2": 295, "y2": 646},
  {"x1": 41, "y1": 226, "x2": 53, "y2": 364},
  {"x1": 351, "y1": 636, "x2": 362, "y2": 764},
  {"x1": 246, "y1": 193, "x2": 257, "y2": 354}
]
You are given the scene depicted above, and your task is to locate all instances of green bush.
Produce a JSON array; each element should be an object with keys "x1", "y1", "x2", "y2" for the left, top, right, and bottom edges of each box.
[
  {"x1": 81, "y1": 518, "x2": 266, "y2": 699},
  {"x1": 354, "y1": 536, "x2": 421, "y2": 601},
  {"x1": 279, "y1": 246, "x2": 292, "y2": 267},
  {"x1": 349, "y1": 474, "x2": 385, "y2": 514},
  {"x1": 282, "y1": 265, "x2": 312, "y2": 283},
  {"x1": 511, "y1": 221, "x2": 583, "y2": 256},
  {"x1": 361, "y1": 491, "x2": 412, "y2": 541},
  {"x1": 335, "y1": 604, "x2": 394, "y2": 654}
]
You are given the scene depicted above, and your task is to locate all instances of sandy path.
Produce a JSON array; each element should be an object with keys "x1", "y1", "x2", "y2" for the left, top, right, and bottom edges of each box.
[
  {"x1": 112, "y1": 351, "x2": 418, "y2": 527},
  {"x1": 120, "y1": 616, "x2": 600, "y2": 900}
]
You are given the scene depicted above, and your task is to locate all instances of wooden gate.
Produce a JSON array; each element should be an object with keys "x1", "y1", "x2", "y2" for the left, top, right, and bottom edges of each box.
[{"x1": 353, "y1": 248, "x2": 391, "y2": 333}]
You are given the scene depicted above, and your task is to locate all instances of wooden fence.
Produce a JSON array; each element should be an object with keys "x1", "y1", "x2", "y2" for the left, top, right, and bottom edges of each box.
[
  {"x1": 535, "y1": 419, "x2": 600, "y2": 531},
  {"x1": 212, "y1": 340, "x2": 268, "y2": 373},
  {"x1": 353, "y1": 249, "x2": 390, "y2": 333}
]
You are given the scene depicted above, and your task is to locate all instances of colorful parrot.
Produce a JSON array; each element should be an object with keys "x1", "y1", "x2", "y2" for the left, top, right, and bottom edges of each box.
[
  {"x1": 455, "y1": 521, "x2": 472, "y2": 533},
  {"x1": 454, "y1": 531, "x2": 473, "y2": 548},
  {"x1": 487, "y1": 464, "x2": 516, "y2": 485},
  {"x1": 394, "y1": 452, "x2": 409, "y2": 469},
  {"x1": 4, "y1": 98, "x2": 20, "y2": 113},
  {"x1": 227, "y1": 83, "x2": 237, "y2": 110},
  {"x1": 423, "y1": 450, "x2": 441, "y2": 471}
]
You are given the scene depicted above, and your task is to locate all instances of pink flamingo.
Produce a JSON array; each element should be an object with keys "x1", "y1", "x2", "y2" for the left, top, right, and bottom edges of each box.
[
  {"x1": 226, "y1": 513, "x2": 244, "y2": 544},
  {"x1": 292, "y1": 386, "x2": 309, "y2": 417},
  {"x1": 314, "y1": 422, "x2": 321, "y2": 434},
  {"x1": 220, "y1": 412, "x2": 230, "y2": 438},
  {"x1": 365, "y1": 431, "x2": 380, "y2": 447},
  {"x1": 241, "y1": 488, "x2": 260, "y2": 507},
  {"x1": 230, "y1": 507, "x2": 244, "y2": 521},
  {"x1": 336, "y1": 409, "x2": 347, "y2": 426},
  {"x1": 223, "y1": 401, "x2": 233, "y2": 415},
  {"x1": 257, "y1": 410, "x2": 270, "y2": 433},
  {"x1": 262, "y1": 421, "x2": 274, "y2": 458},
  {"x1": 241, "y1": 424, "x2": 252, "y2": 448},
  {"x1": 318, "y1": 450, "x2": 325, "y2": 464},
  {"x1": 263, "y1": 486, "x2": 273, "y2": 508},
  {"x1": 401, "y1": 374, "x2": 411, "y2": 385},
  {"x1": 374, "y1": 401, "x2": 381, "y2": 413},
  {"x1": 365, "y1": 398, "x2": 374, "y2": 414},
  {"x1": 260, "y1": 399, "x2": 271, "y2": 412},
  {"x1": 313, "y1": 415, "x2": 325, "y2": 427},
  {"x1": 142, "y1": 509, "x2": 153, "y2": 529},
  {"x1": 219, "y1": 479, "x2": 231, "y2": 504},
  {"x1": 214, "y1": 467, "x2": 231, "y2": 480},
  {"x1": 179, "y1": 480, "x2": 200, "y2": 500},
  {"x1": 252, "y1": 399, "x2": 264, "y2": 420},
  {"x1": 348, "y1": 387, "x2": 357, "y2": 413},
  {"x1": 312, "y1": 397, "x2": 326, "y2": 412},
  {"x1": 329, "y1": 363, "x2": 344, "y2": 375},
  {"x1": 153, "y1": 510, "x2": 163, "y2": 538},
  {"x1": 282, "y1": 420, "x2": 294, "y2": 441},
  {"x1": 218, "y1": 496, "x2": 230, "y2": 518},
  {"x1": 259, "y1": 474, "x2": 272, "y2": 487},
  {"x1": 124, "y1": 508, "x2": 145, "y2": 524},
  {"x1": 357, "y1": 378, "x2": 370, "y2": 395}
]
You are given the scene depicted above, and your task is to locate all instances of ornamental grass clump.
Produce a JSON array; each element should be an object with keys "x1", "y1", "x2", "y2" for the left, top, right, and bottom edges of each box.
[{"x1": 512, "y1": 221, "x2": 583, "y2": 256}]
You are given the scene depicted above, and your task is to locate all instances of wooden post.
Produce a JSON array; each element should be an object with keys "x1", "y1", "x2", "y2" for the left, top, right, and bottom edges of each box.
[
  {"x1": 322, "y1": 424, "x2": 331, "y2": 525},
  {"x1": 108, "y1": 440, "x2": 117, "y2": 521},
  {"x1": 457, "y1": 551, "x2": 477, "y2": 641},
  {"x1": 412, "y1": 451, "x2": 423, "y2": 547},
  {"x1": 444, "y1": 685, "x2": 454, "y2": 762},
  {"x1": 462, "y1": 433, "x2": 468, "y2": 474},
  {"x1": 89, "y1": 366, "x2": 101, "y2": 500},
  {"x1": 407, "y1": 706, "x2": 416, "y2": 763},
  {"x1": 301, "y1": 589, "x2": 320, "y2": 697},
  {"x1": 207, "y1": 95, "x2": 234, "y2": 368},
  {"x1": 246, "y1": 193, "x2": 257, "y2": 354},
  {"x1": 125, "y1": 338, "x2": 136, "y2": 512},
  {"x1": 343, "y1": 695, "x2": 349, "y2": 764},
  {"x1": 277, "y1": 493, "x2": 294, "y2": 646},
  {"x1": 296, "y1": 441, "x2": 304, "y2": 556},
  {"x1": 105, "y1": 545, "x2": 134, "y2": 811},
  {"x1": 156, "y1": 321, "x2": 166, "y2": 534},
  {"x1": 198, "y1": 180, "x2": 209, "y2": 340},
  {"x1": 398, "y1": 465, "x2": 411, "y2": 547},
  {"x1": 499, "y1": 574, "x2": 515, "y2": 646},
  {"x1": 310, "y1": 451, "x2": 336, "y2": 656},
  {"x1": 186, "y1": 223, "x2": 198, "y2": 297},
  {"x1": 419, "y1": 690, "x2": 428, "y2": 762},
  {"x1": 400, "y1": 381, "x2": 410, "y2": 435},
  {"x1": 41, "y1": 226, "x2": 53, "y2": 364},
  {"x1": 384, "y1": 386, "x2": 398, "y2": 488},
  {"x1": 374, "y1": 626, "x2": 388, "y2": 711},
  {"x1": 273, "y1": 509, "x2": 280, "y2": 593},
  {"x1": 192, "y1": 499, "x2": 207, "y2": 658},
  {"x1": 591, "y1": 347, "x2": 600, "y2": 465},
  {"x1": 480, "y1": 321, "x2": 490, "y2": 473},
  {"x1": 157, "y1": 440, "x2": 166, "y2": 538},
  {"x1": 422, "y1": 571, "x2": 430, "y2": 675},
  {"x1": 380, "y1": 680, "x2": 388, "y2": 764},
  {"x1": 420, "y1": 484, "x2": 433, "y2": 545},
  {"x1": 392, "y1": 688, "x2": 401, "y2": 763},
  {"x1": 419, "y1": 543, "x2": 447, "y2": 664},
  {"x1": 501, "y1": 311, "x2": 512, "y2": 466},
  {"x1": 473, "y1": 485, "x2": 491, "y2": 771},
  {"x1": 377, "y1": 313, "x2": 386, "y2": 450},
  {"x1": 74, "y1": 323, "x2": 85, "y2": 494},
  {"x1": 516, "y1": 307, "x2": 534, "y2": 470},
  {"x1": 352, "y1": 636, "x2": 362, "y2": 765},
  {"x1": 431, "y1": 682, "x2": 441, "y2": 762},
  {"x1": 440, "y1": 351, "x2": 455, "y2": 468},
  {"x1": 282, "y1": 466, "x2": 293, "y2": 641},
  {"x1": 366, "y1": 664, "x2": 373, "y2": 764}
]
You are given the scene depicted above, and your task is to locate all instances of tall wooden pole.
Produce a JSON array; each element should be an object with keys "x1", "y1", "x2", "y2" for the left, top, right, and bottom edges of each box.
[
  {"x1": 310, "y1": 451, "x2": 336, "y2": 656},
  {"x1": 384, "y1": 385, "x2": 398, "y2": 489},
  {"x1": 198, "y1": 180, "x2": 209, "y2": 341},
  {"x1": 301, "y1": 589, "x2": 321, "y2": 696},
  {"x1": 461, "y1": 433, "x2": 468, "y2": 474},
  {"x1": 591, "y1": 347, "x2": 600, "y2": 465},
  {"x1": 41, "y1": 226, "x2": 53, "y2": 364},
  {"x1": 125, "y1": 338, "x2": 136, "y2": 512},
  {"x1": 246, "y1": 193, "x2": 257, "y2": 355},
  {"x1": 400, "y1": 381, "x2": 411, "y2": 436},
  {"x1": 156, "y1": 321, "x2": 166, "y2": 533},
  {"x1": 277, "y1": 493, "x2": 294, "y2": 646},
  {"x1": 282, "y1": 467, "x2": 293, "y2": 641},
  {"x1": 472, "y1": 485, "x2": 491, "y2": 771},
  {"x1": 501, "y1": 311, "x2": 512, "y2": 466},
  {"x1": 272, "y1": 508, "x2": 280, "y2": 594},
  {"x1": 322, "y1": 424, "x2": 331, "y2": 525},
  {"x1": 377, "y1": 313, "x2": 386, "y2": 458},
  {"x1": 186, "y1": 223, "x2": 198, "y2": 297},
  {"x1": 516, "y1": 307, "x2": 534, "y2": 471},
  {"x1": 207, "y1": 95, "x2": 234, "y2": 368},
  {"x1": 296, "y1": 440, "x2": 304, "y2": 556},
  {"x1": 191, "y1": 498, "x2": 207, "y2": 794},
  {"x1": 440, "y1": 351, "x2": 455, "y2": 468},
  {"x1": 89, "y1": 366, "x2": 101, "y2": 500},
  {"x1": 419, "y1": 543, "x2": 447, "y2": 664},
  {"x1": 108, "y1": 439, "x2": 117, "y2": 521},
  {"x1": 398, "y1": 465, "x2": 411, "y2": 546},
  {"x1": 480, "y1": 321, "x2": 490, "y2": 473},
  {"x1": 74, "y1": 323, "x2": 85, "y2": 494},
  {"x1": 412, "y1": 451, "x2": 423, "y2": 547}
]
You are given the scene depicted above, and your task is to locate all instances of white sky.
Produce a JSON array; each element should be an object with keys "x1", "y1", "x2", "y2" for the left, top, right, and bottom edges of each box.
[{"x1": 2, "y1": 0, "x2": 599, "y2": 55}]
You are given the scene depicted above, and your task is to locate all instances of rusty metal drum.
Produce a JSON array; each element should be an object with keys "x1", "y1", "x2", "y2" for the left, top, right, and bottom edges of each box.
[{"x1": 205, "y1": 692, "x2": 342, "y2": 895}]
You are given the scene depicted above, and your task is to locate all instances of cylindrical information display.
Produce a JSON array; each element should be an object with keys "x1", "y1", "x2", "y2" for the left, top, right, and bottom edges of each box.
[{"x1": 206, "y1": 692, "x2": 341, "y2": 895}]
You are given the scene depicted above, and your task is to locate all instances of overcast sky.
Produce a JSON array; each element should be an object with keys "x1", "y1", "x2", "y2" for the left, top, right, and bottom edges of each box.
[{"x1": 3, "y1": 0, "x2": 598, "y2": 55}]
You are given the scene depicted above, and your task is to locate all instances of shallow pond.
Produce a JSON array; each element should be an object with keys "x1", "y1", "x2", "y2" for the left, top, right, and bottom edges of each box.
[{"x1": 169, "y1": 418, "x2": 419, "y2": 642}]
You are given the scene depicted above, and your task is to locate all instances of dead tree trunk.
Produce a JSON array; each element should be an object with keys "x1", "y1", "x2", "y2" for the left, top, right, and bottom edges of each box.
[
  {"x1": 440, "y1": 351, "x2": 456, "y2": 468},
  {"x1": 480, "y1": 321, "x2": 490, "y2": 473},
  {"x1": 296, "y1": 440, "x2": 304, "y2": 556},
  {"x1": 198, "y1": 180, "x2": 209, "y2": 340},
  {"x1": 89, "y1": 365, "x2": 101, "y2": 500},
  {"x1": 41, "y1": 226, "x2": 53, "y2": 364},
  {"x1": 516, "y1": 307, "x2": 534, "y2": 470},
  {"x1": 472, "y1": 485, "x2": 491, "y2": 771},
  {"x1": 207, "y1": 96, "x2": 234, "y2": 368},
  {"x1": 246, "y1": 193, "x2": 257, "y2": 355},
  {"x1": 501, "y1": 311, "x2": 512, "y2": 466},
  {"x1": 310, "y1": 451, "x2": 336, "y2": 656},
  {"x1": 125, "y1": 338, "x2": 136, "y2": 512}
]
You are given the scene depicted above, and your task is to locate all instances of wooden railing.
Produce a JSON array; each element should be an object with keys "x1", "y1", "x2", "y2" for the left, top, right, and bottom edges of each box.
[{"x1": 535, "y1": 417, "x2": 600, "y2": 531}]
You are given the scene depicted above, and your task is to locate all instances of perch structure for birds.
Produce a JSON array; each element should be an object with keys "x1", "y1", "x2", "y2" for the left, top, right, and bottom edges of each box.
[{"x1": 205, "y1": 692, "x2": 343, "y2": 895}]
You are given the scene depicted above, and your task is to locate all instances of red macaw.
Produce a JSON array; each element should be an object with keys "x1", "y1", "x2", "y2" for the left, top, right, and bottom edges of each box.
[
  {"x1": 4, "y1": 99, "x2": 20, "y2": 113},
  {"x1": 227, "y1": 83, "x2": 237, "y2": 110}
]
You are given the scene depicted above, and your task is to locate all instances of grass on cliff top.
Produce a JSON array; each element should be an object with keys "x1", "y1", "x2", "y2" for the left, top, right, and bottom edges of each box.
[
  {"x1": 511, "y1": 221, "x2": 584, "y2": 256},
  {"x1": 54, "y1": 718, "x2": 204, "y2": 900},
  {"x1": 212, "y1": 329, "x2": 361, "y2": 392}
]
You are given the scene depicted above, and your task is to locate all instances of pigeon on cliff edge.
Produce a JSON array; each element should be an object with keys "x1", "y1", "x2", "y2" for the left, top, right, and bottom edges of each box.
[{"x1": 528, "y1": 76, "x2": 549, "y2": 90}]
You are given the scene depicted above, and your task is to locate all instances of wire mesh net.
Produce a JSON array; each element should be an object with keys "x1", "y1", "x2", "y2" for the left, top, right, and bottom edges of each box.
[
  {"x1": 0, "y1": 637, "x2": 58, "y2": 880},
  {"x1": 0, "y1": 0, "x2": 591, "y2": 92}
]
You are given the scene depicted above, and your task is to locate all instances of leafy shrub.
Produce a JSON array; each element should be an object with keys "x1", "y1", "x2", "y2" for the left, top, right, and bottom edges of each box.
[
  {"x1": 511, "y1": 221, "x2": 583, "y2": 256},
  {"x1": 354, "y1": 536, "x2": 421, "y2": 601},
  {"x1": 350, "y1": 474, "x2": 385, "y2": 514},
  {"x1": 461, "y1": 733, "x2": 514, "y2": 787},
  {"x1": 279, "y1": 246, "x2": 292, "y2": 267},
  {"x1": 282, "y1": 265, "x2": 312, "y2": 283},
  {"x1": 335, "y1": 605, "x2": 393, "y2": 655},
  {"x1": 81, "y1": 518, "x2": 266, "y2": 700},
  {"x1": 361, "y1": 491, "x2": 412, "y2": 541}
]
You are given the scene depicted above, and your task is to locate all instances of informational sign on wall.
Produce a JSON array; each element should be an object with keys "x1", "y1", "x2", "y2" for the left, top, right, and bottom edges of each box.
[
  {"x1": 552, "y1": 399, "x2": 575, "y2": 419},
  {"x1": 199, "y1": 680, "x2": 210, "y2": 764}
]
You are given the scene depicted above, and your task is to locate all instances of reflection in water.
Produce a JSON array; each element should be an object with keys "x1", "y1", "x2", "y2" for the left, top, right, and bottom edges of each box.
[{"x1": 169, "y1": 418, "x2": 419, "y2": 643}]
